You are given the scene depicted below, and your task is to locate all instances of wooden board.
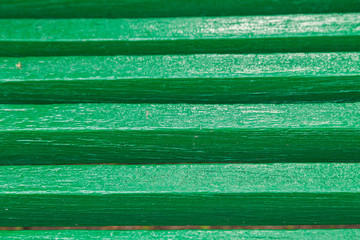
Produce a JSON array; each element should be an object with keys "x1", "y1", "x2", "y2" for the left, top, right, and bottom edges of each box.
[
  {"x1": 1, "y1": 53, "x2": 360, "y2": 104},
  {"x1": 2, "y1": 103, "x2": 360, "y2": 164},
  {"x1": 0, "y1": 229, "x2": 360, "y2": 239},
  {"x1": 1, "y1": 0, "x2": 360, "y2": 18},
  {"x1": 0, "y1": 163, "x2": 359, "y2": 226},
  {"x1": 1, "y1": 13, "x2": 360, "y2": 56}
]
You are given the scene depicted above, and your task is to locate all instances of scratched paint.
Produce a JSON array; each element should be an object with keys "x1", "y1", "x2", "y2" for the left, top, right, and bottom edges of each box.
[
  {"x1": 0, "y1": 13, "x2": 360, "y2": 56},
  {"x1": 1, "y1": 229, "x2": 360, "y2": 239},
  {"x1": 1, "y1": 0, "x2": 360, "y2": 231},
  {"x1": 0, "y1": 53, "x2": 360, "y2": 103},
  {"x1": 0, "y1": 164, "x2": 359, "y2": 226},
  {"x1": 1, "y1": 103, "x2": 360, "y2": 164}
]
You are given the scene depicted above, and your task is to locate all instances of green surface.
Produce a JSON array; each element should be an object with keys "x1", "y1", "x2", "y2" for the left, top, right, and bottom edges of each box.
[
  {"x1": 0, "y1": 163, "x2": 359, "y2": 226},
  {"x1": 1, "y1": 53, "x2": 360, "y2": 104},
  {"x1": 1, "y1": 0, "x2": 360, "y2": 18},
  {"x1": 1, "y1": 14, "x2": 360, "y2": 56},
  {"x1": 1, "y1": 103, "x2": 360, "y2": 164},
  {"x1": 2, "y1": 0, "x2": 360, "y2": 232},
  {"x1": 1, "y1": 230, "x2": 360, "y2": 239}
]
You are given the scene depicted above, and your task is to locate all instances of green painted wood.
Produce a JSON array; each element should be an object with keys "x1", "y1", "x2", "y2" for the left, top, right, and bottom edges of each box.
[
  {"x1": 1, "y1": 53, "x2": 360, "y2": 104},
  {"x1": 0, "y1": 163, "x2": 359, "y2": 226},
  {"x1": 1, "y1": 0, "x2": 360, "y2": 18},
  {"x1": 2, "y1": 103, "x2": 360, "y2": 164},
  {"x1": 1, "y1": 14, "x2": 360, "y2": 56},
  {"x1": 1, "y1": 229, "x2": 360, "y2": 239}
]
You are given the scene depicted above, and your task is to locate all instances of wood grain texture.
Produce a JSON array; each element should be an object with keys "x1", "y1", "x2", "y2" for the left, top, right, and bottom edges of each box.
[
  {"x1": 0, "y1": 163, "x2": 359, "y2": 226},
  {"x1": 1, "y1": 53, "x2": 360, "y2": 104},
  {"x1": 1, "y1": 0, "x2": 360, "y2": 18},
  {"x1": 1, "y1": 13, "x2": 360, "y2": 56},
  {"x1": 1, "y1": 229, "x2": 360, "y2": 239},
  {"x1": 2, "y1": 103, "x2": 360, "y2": 164}
]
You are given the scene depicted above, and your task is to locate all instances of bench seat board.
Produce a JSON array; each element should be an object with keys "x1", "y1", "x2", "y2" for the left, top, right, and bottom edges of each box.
[
  {"x1": 0, "y1": 163, "x2": 359, "y2": 226},
  {"x1": 1, "y1": 14, "x2": 360, "y2": 56},
  {"x1": 0, "y1": 230, "x2": 360, "y2": 239},
  {"x1": 1, "y1": 0, "x2": 360, "y2": 18},
  {"x1": 1, "y1": 103, "x2": 360, "y2": 164},
  {"x1": 1, "y1": 53, "x2": 360, "y2": 104}
]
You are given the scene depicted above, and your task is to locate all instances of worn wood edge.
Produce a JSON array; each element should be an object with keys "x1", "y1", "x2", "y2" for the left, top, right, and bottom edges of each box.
[
  {"x1": 0, "y1": 164, "x2": 359, "y2": 226},
  {"x1": 1, "y1": 0, "x2": 360, "y2": 18},
  {"x1": 1, "y1": 53, "x2": 360, "y2": 103},
  {"x1": 1, "y1": 13, "x2": 360, "y2": 56},
  {"x1": 2, "y1": 103, "x2": 360, "y2": 164},
  {"x1": 0, "y1": 229, "x2": 359, "y2": 239}
]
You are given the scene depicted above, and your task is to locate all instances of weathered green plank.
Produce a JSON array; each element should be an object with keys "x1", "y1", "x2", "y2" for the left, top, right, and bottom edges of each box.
[
  {"x1": 1, "y1": 14, "x2": 360, "y2": 56},
  {"x1": 1, "y1": 229, "x2": 360, "y2": 239},
  {"x1": 1, "y1": 0, "x2": 360, "y2": 18},
  {"x1": 1, "y1": 53, "x2": 360, "y2": 104},
  {"x1": 0, "y1": 163, "x2": 359, "y2": 226},
  {"x1": 1, "y1": 103, "x2": 360, "y2": 164}
]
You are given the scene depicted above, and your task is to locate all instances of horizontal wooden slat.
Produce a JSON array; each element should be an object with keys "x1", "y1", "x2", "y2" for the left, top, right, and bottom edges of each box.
[
  {"x1": 1, "y1": 53, "x2": 360, "y2": 104},
  {"x1": 1, "y1": 14, "x2": 360, "y2": 56},
  {"x1": 1, "y1": 229, "x2": 360, "y2": 239},
  {"x1": 1, "y1": 103, "x2": 360, "y2": 164},
  {"x1": 0, "y1": 163, "x2": 359, "y2": 226},
  {"x1": 1, "y1": 0, "x2": 360, "y2": 18}
]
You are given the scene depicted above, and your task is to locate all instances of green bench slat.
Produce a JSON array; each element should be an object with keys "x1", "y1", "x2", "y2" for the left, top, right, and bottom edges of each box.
[
  {"x1": 1, "y1": 0, "x2": 359, "y2": 18},
  {"x1": 1, "y1": 103, "x2": 360, "y2": 164},
  {"x1": 1, "y1": 53, "x2": 360, "y2": 104},
  {"x1": 1, "y1": 14, "x2": 360, "y2": 56},
  {"x1": 1, "y1": 230, "x2": 360, "y2": 239},
  {"x1": 0, "y1": 163, "x2": 359, "y2": 226}
]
